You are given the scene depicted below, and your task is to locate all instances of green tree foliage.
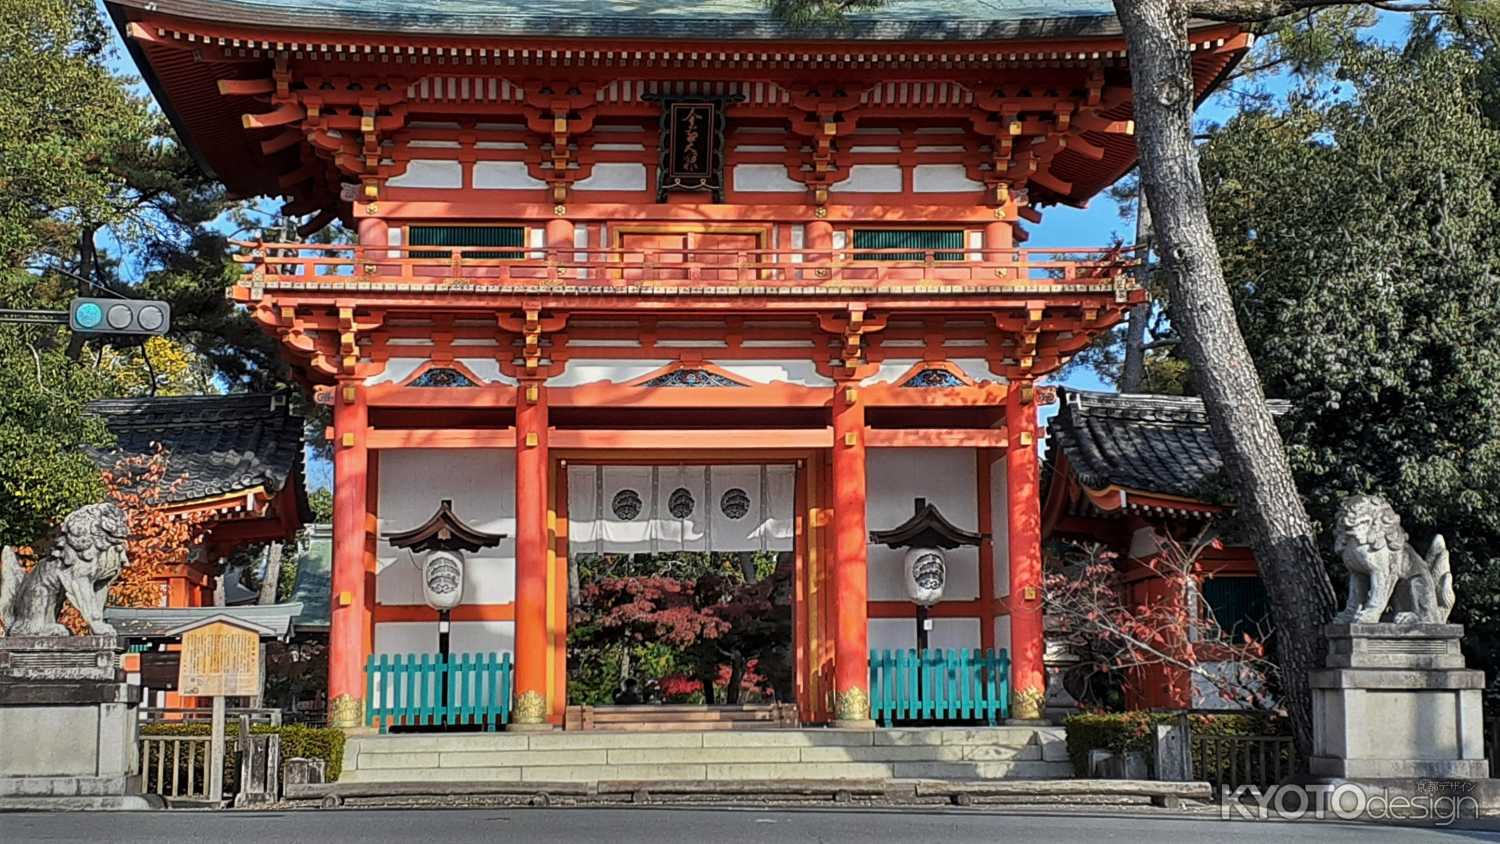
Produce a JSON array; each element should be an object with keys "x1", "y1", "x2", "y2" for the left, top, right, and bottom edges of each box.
[
  {"x1": 568, "y1": 552, "x2": 793, "y2": 706},
  {"x1": 0, "y1": 0, "x2": 306, "y2": 547},
  {"x1": 1198, "y1": 43, "x2": 1500, "y2": 673},
  {"x1": 0, "y1": 323, "x2": 114, "y2": 545},
  {"x1": 308, "y1": 488, "x2": 334, "y2": 523}
]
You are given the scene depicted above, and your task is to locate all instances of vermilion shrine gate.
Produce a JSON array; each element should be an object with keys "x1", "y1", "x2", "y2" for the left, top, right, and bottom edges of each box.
[{"x1": 108, "y1": 0, "x2": 1248, "y2": 730}]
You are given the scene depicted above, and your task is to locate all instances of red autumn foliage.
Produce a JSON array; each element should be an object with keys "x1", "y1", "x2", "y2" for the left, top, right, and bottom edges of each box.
[{"x1": 1044, "y1": 529, "x2": 1278, "y2": 711}]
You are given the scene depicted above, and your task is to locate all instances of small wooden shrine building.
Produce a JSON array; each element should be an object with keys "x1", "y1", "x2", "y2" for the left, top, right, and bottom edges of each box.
[
  {"x1": 106, "y1": 0, "x2": 1249, "y2": 729},
  {"x1": 88, "y1": 394, "x2": 311, "y2": 608},
  {"x1": 1043, "y1": 389, "x2": 1272, "y2": 710}
]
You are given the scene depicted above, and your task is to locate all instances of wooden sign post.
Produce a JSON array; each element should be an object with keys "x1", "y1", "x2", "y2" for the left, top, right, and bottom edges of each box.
[{"x1": 173, "y1": 617, "x2": 268, "y2": 804}]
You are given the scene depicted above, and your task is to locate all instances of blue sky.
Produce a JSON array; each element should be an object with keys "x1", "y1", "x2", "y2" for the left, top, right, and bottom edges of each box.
[{"x1": 95, "y1": 7, "x2": 1413, "y2": 490}]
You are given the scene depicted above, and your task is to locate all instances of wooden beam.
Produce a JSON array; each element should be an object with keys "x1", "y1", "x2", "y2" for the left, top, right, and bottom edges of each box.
[
  {"x1": 366, "y1": 384, "x2": 517, "y2": 408},
  {"x1": 865, "y1": 429, "x2": 1009, "y2": 448},
  {"x1": 259, "y1": 130, "x2": 302, "y2": 155},
  {"x1": 549, "y1": 428, "x2": 833, "y2": 450},
  {"x1": 242, "y1": 102, "x2": 305, "y2": 129},
  {"x1": 217, "y1": 78, "x2": 276, "y2": 96},
  {"x1": 366, "y1": 428, "x2": 517, "y2": 449}
]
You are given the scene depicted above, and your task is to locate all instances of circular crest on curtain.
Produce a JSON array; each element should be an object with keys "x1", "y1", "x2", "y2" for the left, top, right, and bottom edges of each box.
[
  {"x1": 720, "y1": 488, "x2": 751, "y2": 520},
  {"x1": 612, "y1": 489, "x2": 643, "y2": 521},
  {"x1": 668, "y1": 487, "x2": 696, "y2": 519}
]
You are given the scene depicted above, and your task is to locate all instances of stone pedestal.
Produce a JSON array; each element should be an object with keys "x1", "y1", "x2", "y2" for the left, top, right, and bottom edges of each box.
[
  {"x1": 0, "y1": 636, "x2": 157, "y2": 810},
  {"x1": 1310, "y1": 624, "x2": 1489, "y2": 780}
]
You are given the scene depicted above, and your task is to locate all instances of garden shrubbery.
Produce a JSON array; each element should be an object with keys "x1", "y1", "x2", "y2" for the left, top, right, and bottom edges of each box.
[
  {"x1": 1062, "y1": 710, "x2": 1287, "y2": 777},
  {"x1": 140, "y1": 722, "x2": 346, "y2": 782}
]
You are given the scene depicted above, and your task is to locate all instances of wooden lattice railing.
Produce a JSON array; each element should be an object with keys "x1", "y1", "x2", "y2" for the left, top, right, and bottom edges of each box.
[
  {"x1": 365, "y1": 651, "x2": 514, "y2": 732},
  {"x1": 234, "y1": 242, "x2": 1136, "y2": 291},
  {"x1": 869, "y1": 647, "x2": 1011, "y2": 727}
]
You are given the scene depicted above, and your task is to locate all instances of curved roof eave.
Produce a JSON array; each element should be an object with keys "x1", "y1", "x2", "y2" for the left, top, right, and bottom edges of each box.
[{"x1": 106, "y1": 0, "x2": 1133, "y2": 42}]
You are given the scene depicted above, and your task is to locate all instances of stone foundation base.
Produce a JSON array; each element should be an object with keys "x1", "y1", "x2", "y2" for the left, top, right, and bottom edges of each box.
[
  {"x1": 506, "y1": 721, "x2": 556, "y2": 732},
  {"x1": 0, "y1": 794, "x2": 161, "y2": 811},
  {"x1": 1311, "y1": 624, "x2": 1489, "y2": 782},
  {"x1": 0, "y1": 639, "x2": 144, "y2": 810},
  {"x1": 1309, "y1": 757, "x2": 1491, "y2": 780},
  {"x1": 830, "y1": 719, "x2": 876, "y2": 729}
]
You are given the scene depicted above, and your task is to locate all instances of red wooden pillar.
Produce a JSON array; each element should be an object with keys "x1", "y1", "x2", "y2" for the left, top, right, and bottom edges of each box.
[
  {"x1": 545, "y1": 218, "x2": 573, "y2": 253},
  {"x1": 357, "y1": 217, "x2": 389, "y2": 275},
  {"x1": 512, "y1": 377, "x2": 553, "y2": 728},
  {"x1": 807, "y1": 219, "x2": 833, "y2": 278},
  {"x1": 1006, "y1": 382, "x2": 1046, "y2": 720},
  {"x1": 831, "y1": 378, "x2": 873, "y2": 727},
  {"x1": 328, "y1": 380, "x2": 370, "y2": 730}
]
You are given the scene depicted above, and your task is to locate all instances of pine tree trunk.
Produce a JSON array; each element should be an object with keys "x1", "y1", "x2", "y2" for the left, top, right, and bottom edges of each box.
[
  {"x1": 258, "y1": 542, "x2": 284, "y2": 605},
  {"x1": 1112, "y1": 0, "x2": 1337, "y2": 759},
  {"x1": 1119, "y1": 188, "x2": 1154, "y2": 392}
]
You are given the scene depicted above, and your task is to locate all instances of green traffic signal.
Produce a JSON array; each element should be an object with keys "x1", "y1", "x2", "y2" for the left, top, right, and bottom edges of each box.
[
  {"x1": 74, "y1": 302, "x2": 103, "y2": 329},
  {"x1": 68, "y1": 298, "x2": 170, "y2": 336}
]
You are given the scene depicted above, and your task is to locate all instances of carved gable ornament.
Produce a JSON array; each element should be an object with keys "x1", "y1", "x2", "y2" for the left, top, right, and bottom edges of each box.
[{"x1": 646, "y1": 92, "x2": 742, "y2": 202}]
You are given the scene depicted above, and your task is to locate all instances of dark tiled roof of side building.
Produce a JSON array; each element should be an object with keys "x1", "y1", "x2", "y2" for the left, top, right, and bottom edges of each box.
[
  {"x1": 1048, "y1": 388, "x2": 1292, "y2": 504},
  {"x1": 87, "y1": 393, "x2": 310, "y2": 520}
]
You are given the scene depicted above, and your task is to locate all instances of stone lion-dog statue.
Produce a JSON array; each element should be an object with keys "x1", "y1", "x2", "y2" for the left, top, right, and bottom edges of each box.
[
  {"x1": 1333, "y1": 494, "x2": 1454, "y2": 625},
  {"x1": 0, "y1": 503, "x2": 130, "y2": 637}
]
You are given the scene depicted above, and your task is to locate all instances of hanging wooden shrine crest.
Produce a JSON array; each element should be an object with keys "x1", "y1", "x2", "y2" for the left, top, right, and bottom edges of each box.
[{"x1": 646, "y1": 93, "x2": 742, "y2": 202}]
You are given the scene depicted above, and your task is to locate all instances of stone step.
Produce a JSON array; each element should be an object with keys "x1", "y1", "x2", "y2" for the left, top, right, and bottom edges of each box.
[
  {"x1": 351, "y1": 741, "x2": 1039, "y2": 771},
  {"x1": 340, "y1": 759, "x2": 1073, "y2": 785},
  {"x1": 347, "y1": 726, "x2": 1063, "y2": 754},
  {"x1": 341, "y1": 726, "x2": 1071, "y2": 786}
]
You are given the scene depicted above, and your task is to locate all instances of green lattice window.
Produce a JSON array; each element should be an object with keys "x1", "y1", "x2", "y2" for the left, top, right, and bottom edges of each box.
[
  {"x1": 852, "y1": 229, "x2": 965, "y2": 262},
  {"x1": 409, "y1": 225, "x2": 526, "y2": 260},
  {"x1": 1202, "y1": 577, "x2": 1271, "y2": 640}
]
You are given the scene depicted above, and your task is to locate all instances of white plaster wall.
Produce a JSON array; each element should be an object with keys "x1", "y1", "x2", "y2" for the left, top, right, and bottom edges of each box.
[
  {"x1": 554, "y1": 359, "x2": 674, "y2": 386},
  {"x1": 990, "y1": 454, "x2": 1010, "y2": 599},
  {"x1": 574, "y1": 163, "x2": 648, "y2": 191},
  {"x1": 866, "y1": 449, "x2": 980, "y2": 602},
  {"x1": 733, "y1": 163, "x2": 805, "y2": 192},
  {"x1": 376, "y1": 449, "x2": 516, "y2": 606},
  {"x1": 912, "y1": 164, "x2": 984, "y2": 193},
  {"x1": 454, "y1": 358, "x2": 515, "y2": 384},
  {"x1": 862, "y1": 358, "x2": 1000, "y2": 385},
  {"x1": 473, "y1": 161, "x2": 546, "y2": 190},
  {"x1": 836, "y1": 165, "x2": 903, "y2": 192},
  {"x1": 994, "y1": 615, "x2": 1012, "y2": 656},
  {"x1": 718, "y1": 360, "x2": 834, "y2": 387},
  {"x1": 868, "y1": 618, "x2": 982, "y2": 653},
  {"x1": 450, "y1": 620, "x2": 516, "y2": 656},
  {"x1": 365, "y1": 359, "x2": 425, "y2": 386},
  {"x1": 371, "y1": 622, "x2": 437, "y2": 703},
  {"x1": 388, "y1": 160, "x2": 463, "y2": 189},
  {"x1": 374, "y1": 621, "x2": 437, "y2": 656}
]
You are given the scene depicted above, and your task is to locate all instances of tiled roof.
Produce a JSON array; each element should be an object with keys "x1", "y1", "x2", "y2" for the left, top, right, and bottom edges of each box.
[
  {"x1": 108, "y1": 0, "x2": 1122, "y2": 40},
  {"x1": 105, "y1": 603, "x2": 304, "y2": 641},
  {"x1": 1048, "y1": 388, "x2": 1291, "y2": 504},
  {"x1": 86, "y1": 393, "x2": 308, "y2": 515}
]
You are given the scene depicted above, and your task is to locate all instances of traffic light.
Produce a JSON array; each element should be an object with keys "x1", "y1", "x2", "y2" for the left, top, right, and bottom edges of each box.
[{"x1": 68, "y1": 298, "x2": 170, "y2": 336}]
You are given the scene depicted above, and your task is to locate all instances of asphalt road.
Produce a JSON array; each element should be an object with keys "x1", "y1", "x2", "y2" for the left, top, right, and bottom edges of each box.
[{"x1": 6, "y1": 806, "x2": 1500, "y2": 844}]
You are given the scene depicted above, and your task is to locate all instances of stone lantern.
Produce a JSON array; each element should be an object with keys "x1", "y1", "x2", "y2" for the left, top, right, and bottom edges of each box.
[{"x1": 869, "y1": 498, "x2": 984, "y2": 653}]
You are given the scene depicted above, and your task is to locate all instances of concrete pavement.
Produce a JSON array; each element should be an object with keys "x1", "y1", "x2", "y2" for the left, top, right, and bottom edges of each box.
[{"x1": 4, "y1": 806, "x2": 1499, "y2": 843}]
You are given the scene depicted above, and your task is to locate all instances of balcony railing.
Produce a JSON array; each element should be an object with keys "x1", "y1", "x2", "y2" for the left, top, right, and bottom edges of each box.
[{"x1": 234, "y1": 241, "x2": 1135, "y2": 291}]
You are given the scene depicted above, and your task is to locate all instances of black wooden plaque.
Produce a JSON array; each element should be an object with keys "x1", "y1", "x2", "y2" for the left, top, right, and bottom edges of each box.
[{"x1": 647, "y1": 93, "x2": 742, "y2": 202}]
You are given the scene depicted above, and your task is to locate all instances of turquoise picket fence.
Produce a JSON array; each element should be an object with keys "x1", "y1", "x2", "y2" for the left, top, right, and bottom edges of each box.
[
  {"x1": 869, "y1": 648, "x2": 1010, "y2": 727},
  {"x1": 364, "y1": 652, "x2": 513, "y2": 732}
]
